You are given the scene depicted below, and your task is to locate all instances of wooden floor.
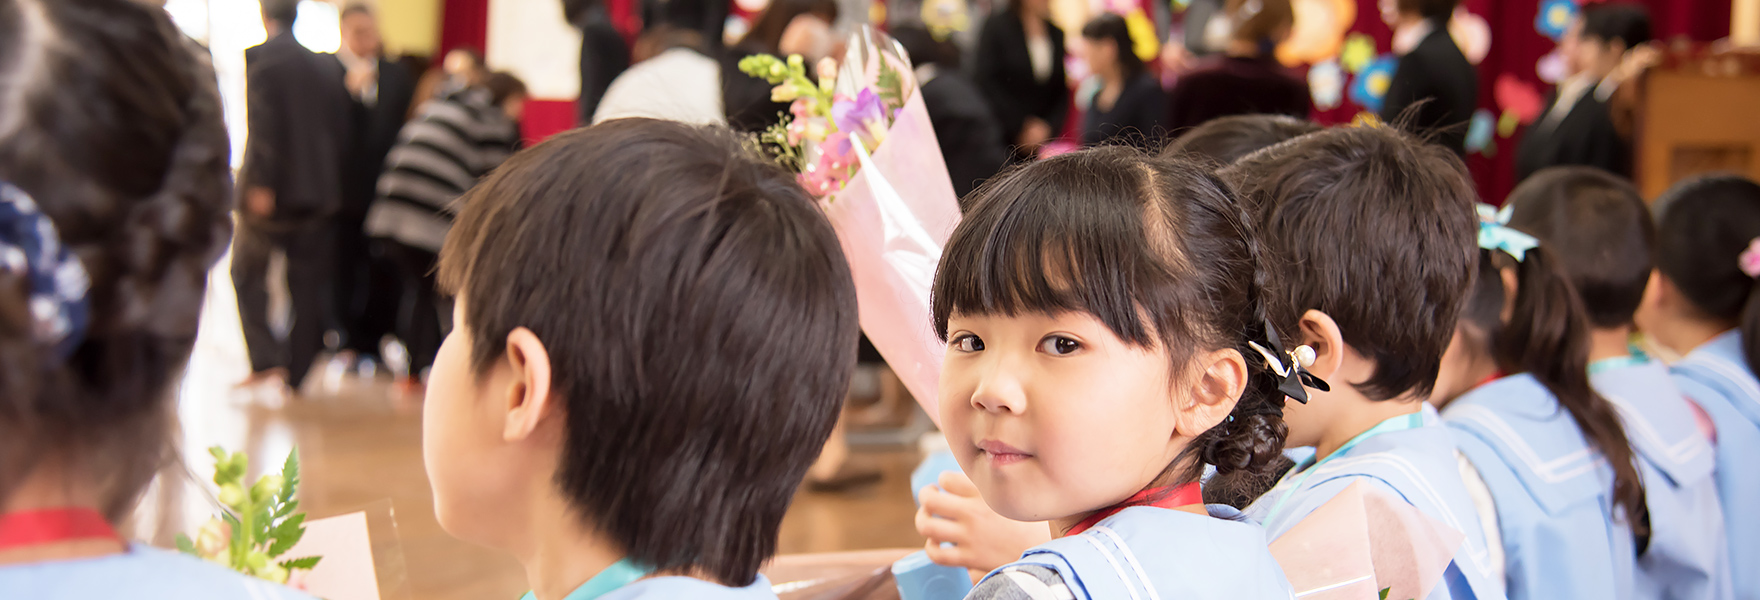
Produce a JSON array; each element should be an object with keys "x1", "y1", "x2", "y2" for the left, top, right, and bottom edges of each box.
[{"x1": 168, "y1": 375, "x2": 927, "y2": 600}]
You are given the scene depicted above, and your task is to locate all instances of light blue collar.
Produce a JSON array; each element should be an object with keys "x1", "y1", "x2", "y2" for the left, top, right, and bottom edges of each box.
[
  {"x1": 520, "y1": 559, "x2": 652, "y2": 600},
  {"x1": 1261, "y1": 411, "x2": 1427, "y2": 525}
]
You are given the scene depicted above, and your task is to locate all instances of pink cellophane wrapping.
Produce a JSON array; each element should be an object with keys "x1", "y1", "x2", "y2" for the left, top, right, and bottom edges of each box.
[
  {"x1": 825, "y1": 90, "x2": 961, "y2": 424},
  {"x1": 1269, "y1": 480, "x2": 1466, "y2": 600}
]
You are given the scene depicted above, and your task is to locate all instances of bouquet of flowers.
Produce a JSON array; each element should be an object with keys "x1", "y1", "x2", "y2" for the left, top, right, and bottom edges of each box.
[
  {"x1": 739, "y1": 27, "x2": 962, "y2": 423},
  {"x1": 176, "y1": 446, "x2": 322, "y2": 587}
]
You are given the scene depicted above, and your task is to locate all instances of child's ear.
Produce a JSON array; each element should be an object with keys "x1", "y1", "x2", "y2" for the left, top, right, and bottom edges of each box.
[
  {"x1": 501, "y1": 327, "x2": 560, "y2": 442},
  {"x1": 1182, "y1": 348, "x2": 1249, "y2": 436},
  {"x1": 1297, "y1": 309, "x2": 1347, "y2": 380},
  {"x1": 1499, "y1": 266, "x2": 1521, "y2": 324}
]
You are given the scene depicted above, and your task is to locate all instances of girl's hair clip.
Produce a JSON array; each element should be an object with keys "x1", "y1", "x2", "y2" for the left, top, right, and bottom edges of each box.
[
  {"x1": 1476, "y1": 203, "x2": 1539, "y2": 261},
  {"x1": 1739, "y1": 237, "x2": 1760, "y2": 278},
  {"x1": 1249, "y1": 319, "x2": 1332, "y2": 406}
]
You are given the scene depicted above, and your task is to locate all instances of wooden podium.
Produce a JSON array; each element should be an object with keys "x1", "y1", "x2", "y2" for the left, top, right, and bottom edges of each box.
[{"x1": 1629, "y1": 44, "x2": 1760, "y2": 200}]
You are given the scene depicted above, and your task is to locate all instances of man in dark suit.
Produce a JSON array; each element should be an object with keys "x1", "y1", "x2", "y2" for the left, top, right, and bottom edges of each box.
[
  {"x1": 332, "y1": 3, "x2": 415, "y2": 367},
  {"x1": 234, "y1": 0, "x2": 354, "y2": 393},
  {"x1": 1380, "y1": 0, "x2": 1478, "y2": 156},
  {"x1": 566, "y1": 0, "x2": 632, "y2": 126}
]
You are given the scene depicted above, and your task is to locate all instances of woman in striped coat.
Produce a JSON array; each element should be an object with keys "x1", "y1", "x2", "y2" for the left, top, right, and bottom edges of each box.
[{"x1": 364, "y1": 71, "x2": 525, "y2": 382}]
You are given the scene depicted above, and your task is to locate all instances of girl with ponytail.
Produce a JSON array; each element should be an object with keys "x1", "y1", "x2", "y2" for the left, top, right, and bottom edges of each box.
[
  {"x1": 0, "y1": 0, "x2": 307, "y2": 597},
  {"x1": 1507, "y1": 167, "x2": 1731, "y2": 600},
  {"x1": 926, "y1": 146, "x2": 1306, "y2": 599},
  {"x1": 1639, "y1": 174, "x2": 1760, "y2": 599},
  {"x1": 1439, "y1": 170, "x2": 1652, "y2": 600}
]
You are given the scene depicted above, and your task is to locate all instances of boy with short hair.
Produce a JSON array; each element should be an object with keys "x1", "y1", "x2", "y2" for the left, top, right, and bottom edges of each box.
[
  {"x1": 1220, "y1": 125, "x2": 1507, "y2": 600},
  {"x1": 421, "y1": 118, "x2": 860, "y2": 599}
]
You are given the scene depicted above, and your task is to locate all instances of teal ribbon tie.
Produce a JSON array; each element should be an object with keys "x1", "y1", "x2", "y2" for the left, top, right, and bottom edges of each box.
[{"x1": 1476, "y1": 203, "x2": 1539, "y2": 261}]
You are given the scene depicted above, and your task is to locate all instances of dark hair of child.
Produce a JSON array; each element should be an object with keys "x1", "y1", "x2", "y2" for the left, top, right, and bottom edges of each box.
[
  {"x1": 1081, "y1": 13, "x2": 1148, "y2": 82},
  {"x1": 932, "y1": 146, "x2": 1294, "y2": 505},
  {"x1": 484, "y1": 71, "x2": 529, "y2": 106},
  {"x1": 0, "y1": 0, "x2": 233, "y2": 519},
  {"x1": 741, "y1": 0, "x2": 839, "y2": 53},
  {"x1": 1580, "y1": 3, "x2": 1652, "y2": 49},
  {"x1": 1220, "y1": 125, "x2": 1478, "y2": 402},
  {"x1": 1490, "y1": 166, "x2": 1653, "y2": 545},
  {"x1": 1653, "y1": 174, "x2": 1760, "y2": 375},
  {"x1": 435, "y1": 118, "x2": 859, "y2": 587},
  {"x1": 1163, "y1": 115, "x2": 1320, "y2": 167}
]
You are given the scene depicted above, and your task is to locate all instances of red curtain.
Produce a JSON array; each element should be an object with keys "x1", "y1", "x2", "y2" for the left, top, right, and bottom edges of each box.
[
  {"x1": 1310, "y1": 0, "x2": 1731, "y2": 203},
  {"x1": 439, "y1": 0, "x2": 489, "y2": 59}
]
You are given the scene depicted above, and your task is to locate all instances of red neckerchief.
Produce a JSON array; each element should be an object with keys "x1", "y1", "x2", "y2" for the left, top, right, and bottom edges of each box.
[
  {"x1": 1067, "y1": 481, "x2": 1203, "y2": 536},
  {"x1": 0, "y1": 508, "x2": 119, "y2": 551},
  {"x1": 1476, "y1": 371, "x2": 1507, "y2": 389}
]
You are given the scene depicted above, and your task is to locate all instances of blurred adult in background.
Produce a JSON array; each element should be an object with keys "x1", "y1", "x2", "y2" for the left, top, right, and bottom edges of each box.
[
  {"x1": 974, "y1": 0, "x2": 1068, "y2": 158},
  {"x1": 411, "y1": 46, "x2": 487, "y2": 114},
  {"x1": 1379, "y1": 0, "x2": 1476, "y2": 155},
  {"x1": 1514, "y1": 3, "x2": 1650, "y2": 183},
  {"x1": 1165, "y1": 0, "x2": 1310, "y2": 135},
  {"x1": 333, "y1": 3, "x2": 415, "y2": 368},
  {"x1": 722, "y1": 0, "x2": 840, "y2": 133},
  {"x1": 565, "y1": 0, "x2": 630, "y2": 126},
  {"x1": 235, "y1": 0, "x2": 354, "y2": 394},
  {"x1": 1078, "y1": 13, "x2": 1166, "y2": 148},
  {"x1": 642, "y1": 0, "x2": 728, "y2": 52},
  {"x1": 891, "y1": 26, "x2": 1009, "y2": 205},
  {"x1": 595, "y1": 26, "x2": 724, "y2": 125},
  {"x1": 364, "y1": 73, "x2": 525, "y2": 387},
  {"x1": 0, "y1": 1, "x2": 306, "y2": 593}
]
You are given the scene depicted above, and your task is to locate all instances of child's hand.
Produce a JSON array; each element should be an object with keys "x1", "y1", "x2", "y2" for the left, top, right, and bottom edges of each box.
[{"x1": 915, "y1": 471, "x2": 1052, "y2": 574}]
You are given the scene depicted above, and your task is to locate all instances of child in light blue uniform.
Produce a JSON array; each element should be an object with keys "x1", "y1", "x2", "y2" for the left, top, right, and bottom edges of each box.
[
  {"x1": 419, "y1": 120, "x2": 864, "y2": 599},
  {"x1": 927, "y1": 148, "x2": 1298, "y2": 599},
  {"x1": 1503, "y1": 167, "x2": 1731, "y2": 600},
  {"x1": 0, "y1": 3, "x2": 312, "y2": 598},
  {"x1": 1220, "y1": 126, "x2": 1506, "y2": 600},
  {"x1": 1639, "y1": 175, "x2": 1760, "y2": 600}
]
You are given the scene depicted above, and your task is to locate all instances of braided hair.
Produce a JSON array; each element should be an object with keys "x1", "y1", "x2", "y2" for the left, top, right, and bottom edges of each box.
[{"x1": 0, "y1": 0, "x2": 233, "y2": 519}]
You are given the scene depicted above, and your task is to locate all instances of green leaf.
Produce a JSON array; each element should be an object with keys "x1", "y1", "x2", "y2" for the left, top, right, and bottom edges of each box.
[
  {"x1": 266, "y1": 513, "x2": 308, "y2": 558},
  {"x1": 273, "y1": 498, "x2": 301, "y2": 521},
  {"x1": 280, "y1": 556, "x2": 323, "y2": 571},
  {"x1": 175, "y1": 532, "x2": 198, "y2": 555},
  {"x1": 1380, "y1": 588, "x2": 1392, "y2": 600},
  {"x1": 278, "y1": 448, "x2": 300, "y2": 506}
]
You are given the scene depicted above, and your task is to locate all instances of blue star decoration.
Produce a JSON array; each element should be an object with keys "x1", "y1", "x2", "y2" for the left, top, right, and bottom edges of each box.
[
  {"x1": 1466, "y1": 109, "x2": 1496, "y2": 155},
  {"x1": 1348, "y1": 54, "x2": 1398, "y2": 113},
  {"x1": 1535, "y1": 0, "x2": 1578, "y2": 41}
]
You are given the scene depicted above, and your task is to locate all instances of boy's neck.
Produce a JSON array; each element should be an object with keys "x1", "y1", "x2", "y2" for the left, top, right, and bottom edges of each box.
[
  {"x1": 1315, "y1": 397, "x2": 1423, "y2": 462},
  {"x1": 1589, "y1": 326, "x2": 1634, "y2": 362},
  {"x1": 520, "y1": 492, "x2": 632, "y2": 600},
  {"x1": 1653, "y1": 317, "x2": 1734, "y2": 357}
]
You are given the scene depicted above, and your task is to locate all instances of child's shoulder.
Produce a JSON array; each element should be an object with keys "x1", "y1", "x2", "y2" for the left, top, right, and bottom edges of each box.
[
  {"x1": 0, "y1": 545, "x2": 316, "y2": 600},
  {"x1": 1445, "y1": 374, "x2": 1558, "y2": 417},
  {"x1": 1005, "y1": 507, "x2": 1293, "y2": 600},
  {"x1": 604, "y1": 575, "x2": 779, "y2": 599}
]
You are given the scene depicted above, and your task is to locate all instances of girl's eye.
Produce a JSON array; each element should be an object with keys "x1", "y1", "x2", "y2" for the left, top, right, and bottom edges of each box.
[
  {"x1": 1039, "y1": 335, "x2": 1081, "y2": 356},
  {"x1": 952, "y1": 334, "x2": 985, "y2": 353}
]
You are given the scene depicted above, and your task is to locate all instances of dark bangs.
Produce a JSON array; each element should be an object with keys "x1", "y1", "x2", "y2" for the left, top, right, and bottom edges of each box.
[{"x1": 933, "y1": 149, "x2": 1192, "y2": 351}]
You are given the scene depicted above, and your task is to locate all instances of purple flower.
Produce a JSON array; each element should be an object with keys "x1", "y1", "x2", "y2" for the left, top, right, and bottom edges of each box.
[{"x1": 832, "y1": 88, "x2": 889, "y2": 149}]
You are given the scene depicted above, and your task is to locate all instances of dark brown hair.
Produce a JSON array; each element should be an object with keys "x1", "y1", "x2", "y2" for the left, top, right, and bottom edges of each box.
[
  {"x1": 0, "y1": 0, "x2": 233, "y2": 519},
  {"x1": 1506, "y1": 167, "x2": 1654, "y2": 328},
  {"x1": 484, "y1": 70, "x2": 528, "y2": 107},
  {"x1": 933, "y1": 147, "x2": 1292, "y2": 508},
  {"x1": 1580, "y1": 3, "x2": 1651, "y2": 49},
  {"x1": 436, "y1": 119, "x2": 858, "y2": 586},
  {"x1": 1163, "y1": 114, "x2": 1319, "y2": 166},
  {"x1": 1220, "y1": 125, "x2": 1478, "y2": 402},
  {"x1": 1081, "y1": 13, "x2": 1146, "y2": 82},
  {"x1": 1228, "y1": 0, "x2": 1294, "y2": 44},
  {"x1": 1461, "y1": 236, "x2": 1652, "y2": 547},
  {"x1": 740, "y1": 0, "x2": 839, "y2": 53},
  {"x1": 1653, "y1": 174, "x2": 1760, "y2": 375}
]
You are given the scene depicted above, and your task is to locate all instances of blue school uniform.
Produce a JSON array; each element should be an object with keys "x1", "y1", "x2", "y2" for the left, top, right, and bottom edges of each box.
[
  {"x1": 1245, "y1": 405, "x2": 1506, "y2": 600},
  {"x1": 976, "y1": 505, "x2": 1295, "y2": 599},
  {"x1": 522, "y1": 560, "x2": 780, "y2": 600},
  {"x1": 1670, "y1": 331, "x2": 1760, "y2": 600},
  {"x1": 1443, "y1": 374, "x2": 1634, "y2": 600},
  {"x1": 0, "y1": 544, "x2": 315, "y2": 600},
  {"x1": 1594, "y1": 358, "x2": 1733, "y2": 600}
]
